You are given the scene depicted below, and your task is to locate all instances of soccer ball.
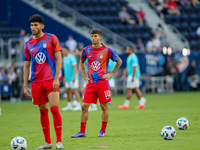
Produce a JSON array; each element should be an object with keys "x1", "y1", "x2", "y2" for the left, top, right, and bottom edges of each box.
[
  {"x1": 161, "y1": 126, "x2": 168, "y2": 136},
  {"x1": 161, "y1": 126, "x2": 176, "y2": 140},
  {"x1": 11, "y1": 136, "x2": 27, "y2": 150},
  {"x1": 176, "y1": 117, "x2": 189, "y2": 130}
]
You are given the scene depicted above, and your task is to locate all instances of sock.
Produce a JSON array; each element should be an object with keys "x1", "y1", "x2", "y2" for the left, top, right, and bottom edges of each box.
[
  {"x1": 80, "y1": 122, "x2": 87, "y2": 133},
  {"x1": 40, "y1": 109, "x2": 51, "y2": 144},
  {"x1": 67, "y1": 102, "x2": 72, "y2": 108},
  {"x1": 77, "y1": 102, "x2": 81, "y2": 107},
  {"x1": 92, "y1": 103, "x2": 97, "y2": 109},
  {"x1": 124, "y1": 100, "x2": 130, "y2": 106},
  {"x1": 101, "y1": 121, "x2": 108, "y2": 133},
  {"x1": 51, "y1": 106, "x2": 62, "y2": 143},
  {"x1": 139, "y1": 97, "x2": 146, "y2": 105}
]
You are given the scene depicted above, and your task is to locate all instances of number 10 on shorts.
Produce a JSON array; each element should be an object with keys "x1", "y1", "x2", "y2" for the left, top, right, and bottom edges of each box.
[{"x1": 104, "y1": 90, "x2": 110, "y2": 98}]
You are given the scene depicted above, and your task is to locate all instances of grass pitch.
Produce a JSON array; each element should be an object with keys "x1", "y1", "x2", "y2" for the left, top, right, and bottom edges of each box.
[{"x1": 0, "y1": 92, "x2": 200, "y2": 150}]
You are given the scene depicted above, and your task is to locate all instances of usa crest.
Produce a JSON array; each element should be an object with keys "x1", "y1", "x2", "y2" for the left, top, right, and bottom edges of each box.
[
  {"x1": 43, "y1": 43, "x2": 47, "y2": 48},
  {"x1": 100, "y1": 55, "x2": 103, "y2": 59}
]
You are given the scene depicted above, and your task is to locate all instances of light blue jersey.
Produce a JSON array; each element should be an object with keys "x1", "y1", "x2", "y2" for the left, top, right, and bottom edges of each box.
[
  {"x1": 108, "y1": 60, "x2": 116, "y2": 80},
  {"x1": 127, "y1": 53, "x2": 140, "y2": 78},
  {"x1": 63, "y1": 54, "x2": 79, "y2": 82}
]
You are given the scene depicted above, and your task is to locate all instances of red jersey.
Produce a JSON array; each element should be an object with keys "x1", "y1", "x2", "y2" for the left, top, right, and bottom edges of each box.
[
  {"x1": 22, "y1": 33, "x2": 62, "y2": 82},
  {"x1": 81, "y1": 44, "x2": 119, "y2": 84}
]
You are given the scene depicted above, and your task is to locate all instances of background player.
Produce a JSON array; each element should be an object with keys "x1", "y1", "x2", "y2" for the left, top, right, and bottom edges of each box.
[
  {"x1": 71, "y1": 28, "x2": 122, "y2": 138},
  {"x1": 107, "y1": 60, "x2": 117, "y2": 105},
  {"x1": 108, "y1": 60, "x2": 117, "y2": 95},
  {"x1": 62, "y1": 46, "x2": 81, "y2": 111},
  {"x1": 22, "y1": 14, "x2": 64, "y2": 149},
  {"x1": 118, "y1": 46, "x2": 146, "y2": 109}
]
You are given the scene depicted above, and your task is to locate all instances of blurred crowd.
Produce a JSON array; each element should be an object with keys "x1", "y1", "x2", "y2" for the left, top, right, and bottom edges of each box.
[{"x1": 149, "y1": 0, "x2": 199, "y2": 16}]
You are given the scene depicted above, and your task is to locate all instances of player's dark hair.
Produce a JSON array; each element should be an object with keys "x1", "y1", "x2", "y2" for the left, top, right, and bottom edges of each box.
[
  {"x1": 29, "y1": 14, "x2": 44, "y2": 24},
  {"x1": 90, "y1": 28, "x2": 102, "y2": 36},
  {"x1": 128, "y1": 46, "x2": 134, "y2": 52},
  {"x1": 63, "y1": 46, "x2": 69, "y2": 50}
]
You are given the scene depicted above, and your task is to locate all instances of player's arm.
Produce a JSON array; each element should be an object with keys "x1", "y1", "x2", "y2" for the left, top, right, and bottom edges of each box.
[
  {"x1": 53, "y1": 51, "x2": 62, "y2": 91},
  {"x1": 23, "y1": 61, "x2": 31, "y2": 97},
  {"x1": 132, "y1": 66, "x2": 136, "y2": 82},
  {"x1": 103, "y1": 57, "x2": 122, "y2": 80},
  {"x1": 121, "y1": 68, "x2": 127, "y2": 80},
  {"x1": 72, "y1": 63, "x2": 77, "y2": 83},
  {"x1": 80, "y1": 60, "x2": 89, "y2": 84}
]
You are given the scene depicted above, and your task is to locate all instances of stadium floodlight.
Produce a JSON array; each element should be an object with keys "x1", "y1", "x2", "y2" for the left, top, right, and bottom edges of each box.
[
  {"x1": 182, "y1": 48, "x2": 190, "y2": 56},
  {"x1": 162, "y1": 47, "x2": 167, "y2": 55},
  {"x1": 167, "y1": 47, "x2": 172, "y2": 55}
]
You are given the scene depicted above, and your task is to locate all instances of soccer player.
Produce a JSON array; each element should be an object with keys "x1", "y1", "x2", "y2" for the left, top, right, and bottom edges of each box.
[
  {"x1": 108, "y1": 60, "x2": 117, "y2": 95},
  {"x1": 71, "y1": 28, "x2": 122, "y2": 138},
  {"x1": 118, "y1": 46, "x2": 146, "y2": 109},
  {"x1": 22, "y1": 14, "x2": 64, "y2": 149},
  {"x1": 62, "y1": 46, "x2": 81, "y2": 111}
]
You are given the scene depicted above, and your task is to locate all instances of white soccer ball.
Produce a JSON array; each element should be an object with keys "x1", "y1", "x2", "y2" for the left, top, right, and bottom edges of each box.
[
  {"x1": 161, "y1": 125, "x2": 176, "y2": 140},
  {"x1": 176, "y1": 117, "x2": 189, "y2": 130},
  {"x1": 161, "y1": 126, "x2": 168, "y2": 136},
  {"x1": 11, "y1": 136, "x2": 27, "y2": 150}
]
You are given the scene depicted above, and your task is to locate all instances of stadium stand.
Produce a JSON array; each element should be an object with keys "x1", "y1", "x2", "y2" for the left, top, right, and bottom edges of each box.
[
  {"x1": 149, "y1": 0, "x2": 200, "y2": 50},
  {"x1": 41, "y1": 0, "x2": 152, "y2": 45}
]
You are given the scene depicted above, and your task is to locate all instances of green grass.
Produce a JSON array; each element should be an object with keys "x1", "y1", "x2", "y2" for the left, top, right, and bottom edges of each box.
[{"x1": 0, "y1": 92, "x2": 200, "y2": 150}]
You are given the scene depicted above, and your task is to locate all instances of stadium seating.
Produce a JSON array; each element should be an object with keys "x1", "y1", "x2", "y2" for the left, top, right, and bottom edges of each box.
[
  {"x1": 0, "y1": 21, "x2": 21, "y2": 41},
  {"x1": 41, "y1": 0, "x2": 152, "y2": 45},
  {"x1": 164, "y1": 4, "x2": 200, "y2": 50}
]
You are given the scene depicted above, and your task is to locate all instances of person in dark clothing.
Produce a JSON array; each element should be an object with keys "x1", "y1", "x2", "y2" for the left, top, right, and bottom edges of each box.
[{"x1": 187, "y1": 60, "x2": 199, "y2": 89}]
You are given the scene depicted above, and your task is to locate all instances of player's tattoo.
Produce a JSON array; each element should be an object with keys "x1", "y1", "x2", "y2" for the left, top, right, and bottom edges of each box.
[{"x1": 111, "y1": 58, "x2": 122, "y2": 74}]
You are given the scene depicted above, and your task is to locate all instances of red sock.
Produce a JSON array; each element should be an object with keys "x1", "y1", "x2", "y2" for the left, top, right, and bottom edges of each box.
[
  {"x1": 51, "y1": 106, "x2": 62, "y2": 143},
  {"x1": 80, "y1": 122, "x2": 87, "y2": 133},
  {"x1": 40, "y1": 109, "x2": 51, "y2": 144},
  {"x1": 101, "y1": 121, "x2": 108, "y2": 133}
]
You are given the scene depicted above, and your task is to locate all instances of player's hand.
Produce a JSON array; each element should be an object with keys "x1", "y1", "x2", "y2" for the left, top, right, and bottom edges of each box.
[
  {"x1": 132, "y1": 77, "x2": 134, "y2": 82},
  {"x1": 121, "y1": 75, "x2": 125, "y2": 81},
  {"x1": 24, "y1": 86, "x2": 31, "y2": 98},
  {"x1": 72, "y1": 78, "x2": 75, "y2": 83},
  {"x1": 102, "y1": 73, "x2": 114, "y2": 80},
  {"x1": 84, "y1": 76, "x2": 89, "y2": 84},
  {"x1": 53, "y1": 78, "x2": 59, "y2": 92}
]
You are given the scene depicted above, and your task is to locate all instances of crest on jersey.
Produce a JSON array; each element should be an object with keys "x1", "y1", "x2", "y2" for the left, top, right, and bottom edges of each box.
[
  {"x1": 100, "y1": 54, "x2": 103, "y2": 59},
  {"x1": 91, "y1": 61, "x2": 100, "y2": 71},
  {"x1": 43, "y1": 43, "x2": 47, "y2": 48},
  {"x1": 35, "y1": 52, "x2": 46, "y2": 64}
]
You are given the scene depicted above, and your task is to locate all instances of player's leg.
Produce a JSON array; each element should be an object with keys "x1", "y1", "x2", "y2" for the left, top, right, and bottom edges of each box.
[
  {"x1": 46, "y1": 82, "x2": 64, "y2": 149},
  {"x1": 72, "y1": 80, "x2": 81, "y2": 111},
  {"x1": 99, "y1": 102, "x2": 108, "y2": 137},
  {"x1": 71, "y1": 102, "x2": 90, "y2": 138},
  {"x1": 32, "y1": 82, "x2": 52, "y2": 149},
  {"x1": 71, "y1": 83, "x2": 97, "y2": 138},
  {"x1": 118, "y1": 76, "x2": 133, "y2": 109},
  {"x1": 108, "y1": 79, "x2": 115, "y2": 105},
  {"x1": 62, "y1": 81, "x2": 73, "y2": 111},
  {"x1": 118, "y1": 88, "x2": 132, "y2": 109},
  {"x1": 133, "y1": 78, "x2": 146, "y2": 109},
  {"x1": 97, "y1": 81, "x2": 111, "y2": 137},
  {"x1": 133, "y1": 87, "x2": 146, "y2": 109}
]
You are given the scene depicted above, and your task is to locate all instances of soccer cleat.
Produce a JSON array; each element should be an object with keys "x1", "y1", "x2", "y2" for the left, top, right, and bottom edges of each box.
[
  {"x1": 118, "y1": 104, "x2": 129, "y2": 109},
  {"x1": 61, "y1": 105, "x2": 72, "y2": 111},
  {"x1": 134, "y1": 104, "x2": 145, "y2": 109},
  {"x1": 56, "y1": 142, "x2": 64, "y2": 149},
  {"x1": 71, "y1": 131, "x2": 86, "y2": 138},
  {"x1": 98, "y1": 131, "x2": 105, "y2": 137},
  {"x1": 36, "y1": 142, "x2": 52, "y2": 149}
]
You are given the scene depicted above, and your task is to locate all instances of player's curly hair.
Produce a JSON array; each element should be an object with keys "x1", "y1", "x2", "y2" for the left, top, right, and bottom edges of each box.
[
  {"x1": 90, "y1": 28, "x2": 102, "y2": 36},
  {"x1": 29, "y1": 14, "x2": 44, "y2": 24}
]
